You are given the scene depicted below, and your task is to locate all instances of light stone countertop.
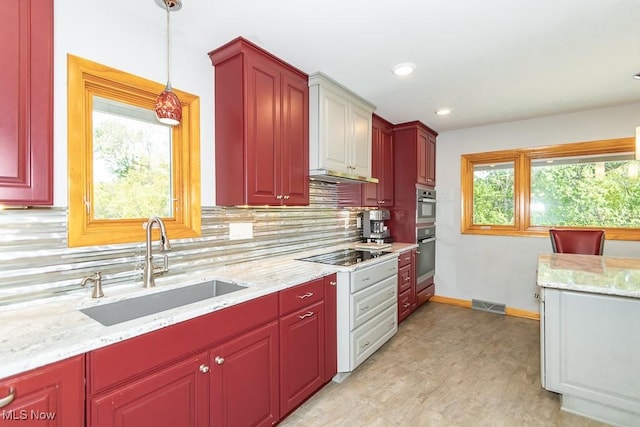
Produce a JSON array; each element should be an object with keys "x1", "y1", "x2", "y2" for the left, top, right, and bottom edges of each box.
[
  {"x1": 0, "y1": 242, "x2": 416, "y2": 379},
  {"x1": 536, "y1": 253, "x2": 640, "y2": 298}
]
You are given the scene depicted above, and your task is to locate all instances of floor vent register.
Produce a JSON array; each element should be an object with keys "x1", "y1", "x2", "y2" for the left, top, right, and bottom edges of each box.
[{"x1": 471, "y1": 299, "x2": 506, "y2": 315}]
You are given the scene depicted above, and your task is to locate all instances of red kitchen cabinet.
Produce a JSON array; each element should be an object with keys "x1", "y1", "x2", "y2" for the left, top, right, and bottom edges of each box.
[
  {"x1": 279, "y1": 278, "x2": 326, "y2": 417},
  {"x1": 209, "y1": 37, "x2": 309, "y2": 206},
  {"x1": 397, "y1": 249, "x2": 417, "y2": 323},
  {"x1": 324, "y1": 274, "x2": 337, "y2": 382},
  {"x1": 90, "y1": 352, "x2": 209, "y2": 427},
  {"x1": 393, "y1": 121, "x2": 438, "y2": 188},
  {"x1": 0, "y1": 0, "x2": 53, "y2": 205},
  {"x1": 211, "y1": 321, "x2": 280, "y2": 427},
  {"x1": 363, "y1": 114, "x2": 394, "y2": 207},
  {"x1": 0, "y1": 355, "x2": 84, "y2": 427}
]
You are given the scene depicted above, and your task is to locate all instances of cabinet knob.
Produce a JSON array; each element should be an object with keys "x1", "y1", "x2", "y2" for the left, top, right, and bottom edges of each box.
[
  {"x1": 283, "y1": 195, "x2": 290, "y2": 199},
  {"x1": 276, "y1": 195, "x2": 283, "y2": 200},
  {"x1": 403, "y1": 303, "x2": 411, "y2": 308},
  {"x1": 0, "y1": 387, "x2": 15, "y2": 408},
  {"x1": 214, "y1": 356, "x2": 225, "y2": 365},
  {"x1": 199, "y1": 364, "x2": 210, "y2": 373},
  {"x1": 330, "y1": 281, "x2": 337, "y2": 286},
  {"x1": 361, "y1": 341, "x2": 370, "y2": 349}
]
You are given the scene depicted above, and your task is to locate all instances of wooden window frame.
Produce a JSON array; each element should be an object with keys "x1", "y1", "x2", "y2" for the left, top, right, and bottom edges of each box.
[
  {"x1": 461, "y1": 137, "x2": 639, "y2": 241},
  {"x1": 67, "y1": 54, "x2": 201, "y2": 247}
]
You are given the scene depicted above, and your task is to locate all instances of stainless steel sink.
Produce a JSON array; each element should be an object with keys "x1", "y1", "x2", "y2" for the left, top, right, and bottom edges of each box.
[{"x1": 80, "y1": 280, "x2": 247, "y2": 326}]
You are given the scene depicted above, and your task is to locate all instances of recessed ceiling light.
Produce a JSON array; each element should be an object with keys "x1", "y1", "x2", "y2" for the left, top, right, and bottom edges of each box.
[
  {"x1": 435, "y1": 108, "x2": 451, "y2": 116},
  {"x1": 392, "y1": 63, "x2": 415, "y2": 76},
  {"x1": 634, "y1": 73, "x2": 640, "y2": 80}
]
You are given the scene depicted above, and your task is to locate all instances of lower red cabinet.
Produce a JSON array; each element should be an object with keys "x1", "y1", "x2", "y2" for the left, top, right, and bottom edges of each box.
[
  {"x1": 210, "y1": 320, "x2": 279, "y2": 427},
  {"x1": 0, "y1": 355, "x2": 84, "y2": 427},
  {"x1": 90, "y1": 352, "x2": 209, "y2": 427},
  {"x1": 279, "y1": 300, "x2": 325, "y2": 416}
]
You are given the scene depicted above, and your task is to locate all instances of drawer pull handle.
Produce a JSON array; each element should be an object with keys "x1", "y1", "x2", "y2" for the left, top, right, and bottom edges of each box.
[
  {"x1": 362, "y1": 277, "x2": 371, "y2": 281},
  {"x1": 404, "y1": 277, "x2": 410, "y2": 282},
  {"x1": 361, "y1": 341, "x2": 370, "y2": 349},
  {"x1": 361, "y1": 305, "x2": 370, "y2": 312},
  {"x1": 330, "y1": 281, "x2": 337, "y2": 286},
  {"x1": 298, "y1": 311, "x2": 314, "y2": 319},
  {"x1": 199, "y1": 364, "x2": 210, "y2": 373},
  {"x1": 297, "y1": 292, "x2": 314, "y2": 299},
  {"x1": 0, "y1": 387, "x2": 15, "y2": 408},
  {"x1": 214, "y1": 356, "x2": 225, "y2": 365},
  {"x1": 403, "y1": 303, "x2": 411, "y2": 308}
]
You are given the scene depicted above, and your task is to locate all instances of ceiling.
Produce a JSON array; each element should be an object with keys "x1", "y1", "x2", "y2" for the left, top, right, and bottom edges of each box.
[{"x1": 159, "y1": 0, "x2": 640, "y2": 133}]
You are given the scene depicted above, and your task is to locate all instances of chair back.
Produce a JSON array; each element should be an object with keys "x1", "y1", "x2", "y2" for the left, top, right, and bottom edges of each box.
[{"x1": 549, "y1": 229, "x2": 605, "y2": 255}]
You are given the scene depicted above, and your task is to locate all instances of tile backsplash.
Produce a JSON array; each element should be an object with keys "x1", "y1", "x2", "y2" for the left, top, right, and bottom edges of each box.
[{"x1": 0, "y1": 182, "x2": 362, "y2": 305}]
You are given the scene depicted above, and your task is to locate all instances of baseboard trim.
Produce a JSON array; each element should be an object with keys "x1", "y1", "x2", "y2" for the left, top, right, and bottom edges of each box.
[{"x1": 430, "y1": 295, "x2": 540, "y2": 320}]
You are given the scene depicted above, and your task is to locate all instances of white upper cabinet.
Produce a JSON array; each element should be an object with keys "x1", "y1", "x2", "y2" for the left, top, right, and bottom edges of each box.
[{"x1": 308, "y1": 72, "x2": 377, "y2": 183}]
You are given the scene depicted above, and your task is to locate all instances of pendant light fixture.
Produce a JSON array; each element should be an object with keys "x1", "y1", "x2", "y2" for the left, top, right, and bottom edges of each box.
[{"x1": 154, "y1": 0, "x2": 182, "y2": 126}]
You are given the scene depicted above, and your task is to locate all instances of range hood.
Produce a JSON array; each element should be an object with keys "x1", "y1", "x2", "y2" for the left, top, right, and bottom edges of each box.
[{"x1": 309, "y1": 169, "x2": 379, "y2": 184}]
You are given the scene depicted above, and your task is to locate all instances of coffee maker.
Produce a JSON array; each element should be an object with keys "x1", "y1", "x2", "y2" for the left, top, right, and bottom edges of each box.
[{"x1": 362, "y1": 210, "x2": 393, "y2": 244}]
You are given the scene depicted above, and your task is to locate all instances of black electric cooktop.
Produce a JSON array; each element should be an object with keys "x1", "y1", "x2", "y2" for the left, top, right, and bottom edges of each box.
[{"x1": 297, "y1": 249, "x2": 392, "y2": 267}]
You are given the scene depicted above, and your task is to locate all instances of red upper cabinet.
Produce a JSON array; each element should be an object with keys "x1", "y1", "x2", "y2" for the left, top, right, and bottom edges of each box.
[
  {"x1": 393, "y1": 121, "x2": 438, "y2": 188},
  {"x1": 209, "y1": 37, "x2": 309, "y2": 206},
  {"x1": 0, "y1": 0, "x2": 53, "y2": 205},
  {"x1": 363, "y1": 114, "x2": 394, "y2": 207}
]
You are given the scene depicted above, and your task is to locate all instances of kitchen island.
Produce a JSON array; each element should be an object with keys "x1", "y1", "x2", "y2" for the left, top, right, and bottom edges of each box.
[{"x1": 537, "y1": 253, "x2": 640, "y2": 427}]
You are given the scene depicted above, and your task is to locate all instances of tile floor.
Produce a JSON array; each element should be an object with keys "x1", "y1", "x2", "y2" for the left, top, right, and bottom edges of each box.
[{"x1": 280, "y1": 302, "x2": 608, "y2": 427}]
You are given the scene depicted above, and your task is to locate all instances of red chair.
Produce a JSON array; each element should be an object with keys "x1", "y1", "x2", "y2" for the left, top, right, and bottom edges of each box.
[{"x1": 549, "y1": 229, "x2": 605, "y2": 255}]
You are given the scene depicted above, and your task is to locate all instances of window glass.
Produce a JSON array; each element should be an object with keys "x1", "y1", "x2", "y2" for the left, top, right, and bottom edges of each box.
[
  {"x1": 531, "y1": 154, "x2": 640, "y2": 228},
  {"x1": 473, "y1": 161, "x2": 515, "y2": 225},
  {"x1": 92, "y1": 96, "x2": 173, "y2": 219}
]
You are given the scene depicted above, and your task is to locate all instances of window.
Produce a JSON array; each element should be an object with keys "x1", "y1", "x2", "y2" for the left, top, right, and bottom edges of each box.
[
  {"x1": 461, "y1": 138, "x2": 640, "y2": 240},
  {"x1": 67, "y1": 55, "x2": 201, "y2": 247}
]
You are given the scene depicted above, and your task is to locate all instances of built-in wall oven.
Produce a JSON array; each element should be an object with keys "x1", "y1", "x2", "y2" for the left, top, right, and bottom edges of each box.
[
  {"x1": 416, "y1": 225, "x2": 435, "y2": 288},
  {"x1": 417, "y1": 187, "x2": 436, "y2": 224}
]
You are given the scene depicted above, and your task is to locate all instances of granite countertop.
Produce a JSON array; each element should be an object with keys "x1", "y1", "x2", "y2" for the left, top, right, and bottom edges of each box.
[
  {"x1": 536, "y1": 253, "x2": 640, "y2": 298},
  {"x1": 0, "y1": 242, "x2": 416, "y2": 379}
]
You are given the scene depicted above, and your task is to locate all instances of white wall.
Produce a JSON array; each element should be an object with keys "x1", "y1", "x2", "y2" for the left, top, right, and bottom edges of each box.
[
  {"x1": 436, "y1": 103, "x2": 640, "y2": 313},
  {"x1": 53, "y1": 0, "x2": 216, "y2": 206}
]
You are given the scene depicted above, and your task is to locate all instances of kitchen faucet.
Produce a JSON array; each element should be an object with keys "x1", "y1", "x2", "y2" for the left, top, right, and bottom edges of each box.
[
  {"x1": 143, "y1": 216, "x2": 171, "y2": 288},
  {"x1": 81, "y1": 271, "x2": 104, "y2": 298}
]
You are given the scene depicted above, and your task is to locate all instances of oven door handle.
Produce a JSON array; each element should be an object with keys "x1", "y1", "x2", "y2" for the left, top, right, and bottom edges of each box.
[{"x1": 418, "y1": 237, "x2": 436, "y2": 244}]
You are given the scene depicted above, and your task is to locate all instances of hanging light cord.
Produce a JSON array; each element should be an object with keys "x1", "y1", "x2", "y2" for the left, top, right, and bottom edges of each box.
[{"x1": 165, "y1": 1, "x2": 172, "y2": 90}]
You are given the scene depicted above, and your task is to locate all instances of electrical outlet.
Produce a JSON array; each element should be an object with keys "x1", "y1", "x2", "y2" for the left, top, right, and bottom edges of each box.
[
  {"x1": 356, "y1": 217, "x2": 362, "y2": 229},
  {"x1": 229, "y1": 222, "x2": 253, "y2": 240}
]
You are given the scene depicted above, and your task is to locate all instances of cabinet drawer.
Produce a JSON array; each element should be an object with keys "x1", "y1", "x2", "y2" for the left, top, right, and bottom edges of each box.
[
  {"x1": 351, "y1": 258, "x2": 398, "y2": 293},
  {"x1": 416, "y1": 283, "x2": 435, "y2": 307},
  {"x1": 398, "y1": 264, "x2": 412, "y2": 293},
  {"x1": 351, "y1": 304, "x2": 397, "y2": 369},
  {"x1": 398, "y1": 289, "x2": 412, "y2": 323},
  {"x1": 279, "y1": 278, "x2": 325, "y2": 315},
  {"x1": 350, "y1": 276, "x2": 396, "y2": 330},
  {"x1": 398, "y1": 251, "x2": 412, "y2": 268}
]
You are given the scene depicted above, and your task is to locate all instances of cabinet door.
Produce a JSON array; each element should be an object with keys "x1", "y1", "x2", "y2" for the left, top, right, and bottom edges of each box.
[
  {"x1": 426, "y1": 134, "x2": 436, "y2": 187},
  {"x1": 350, "y1": 103, "x2": 373, "y2": 178},
  {"x1": 279, "y1": 300, "x2": 325, "y2": 416},
  {"x1": 0, "y1": 356, "x2": 83, "y2": 427},
  {"x1": 280, "y1": 69, "x2": 309, "y2": 205},
  {"x1": 0, "y1": 0, "x2": 53, "y2": 205},
  {"x1": 246, "y1": 55, "x2": 281, "y2": 205},
  {"x1": 318, "y1": 88, "x2": 350, "y2": 173},
  {"x1": 416, "y1": 129, "x2": 429, "y2": 186},
  {"x1": 90, "y1": 352, "x2": 209, "y2": 427},
  {"x1": 211, "y1": 321, "x2": 279, "y2": 427},
  {"x1": 324, "y1": 274, "x2": 338, "y2": 382},
  {"x1": 362, "y1": 125, "x2": 381, "y2": 207},
  {"x1": 378, "y1": 125, "x2": 394, "y2": 206}
]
